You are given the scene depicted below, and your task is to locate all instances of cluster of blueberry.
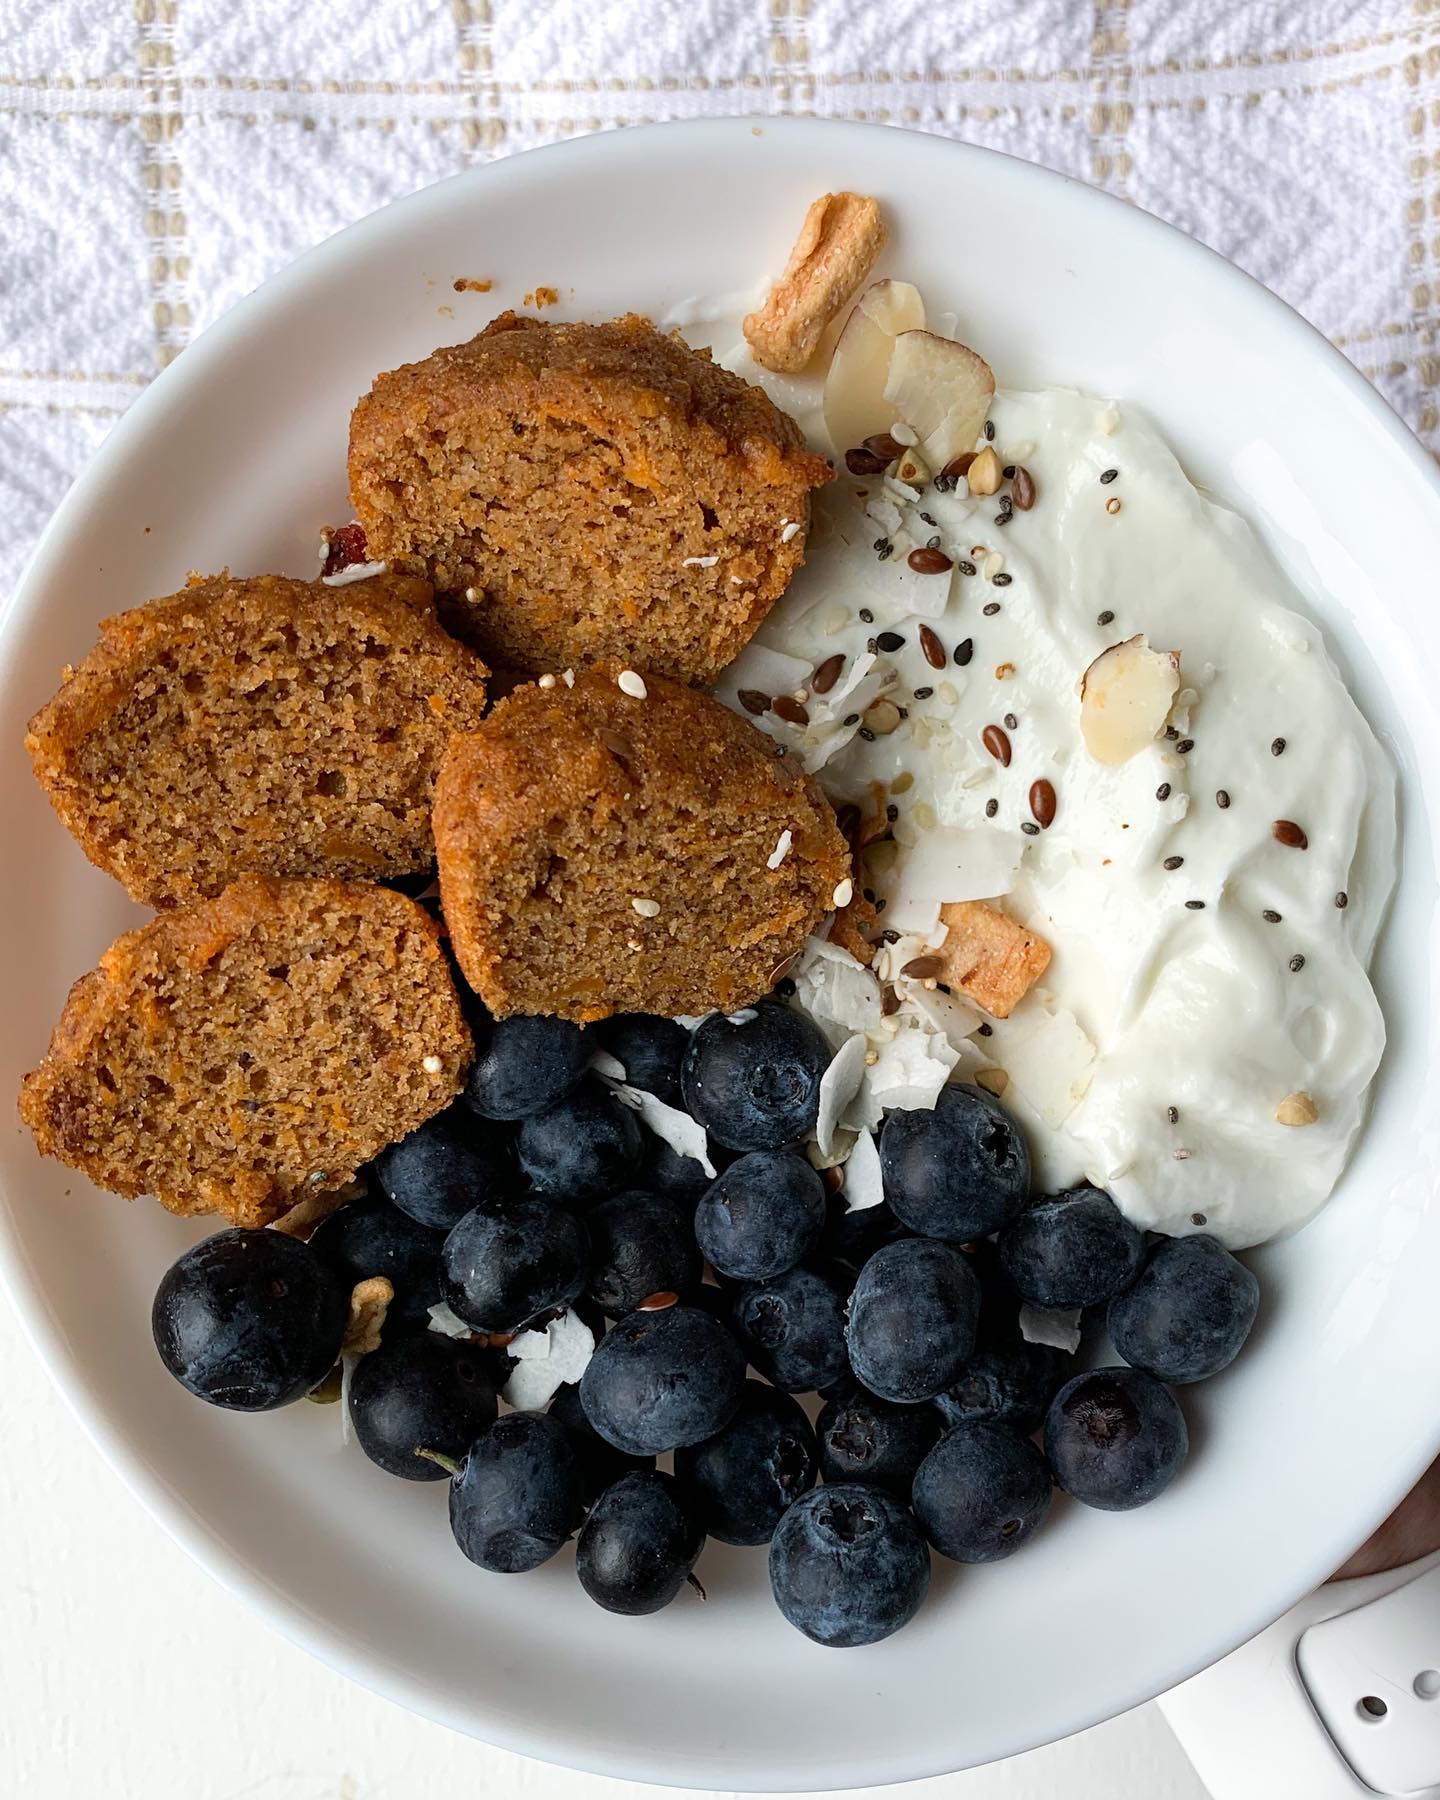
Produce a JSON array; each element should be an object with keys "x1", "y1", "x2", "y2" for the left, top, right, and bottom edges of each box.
[{"x1": 149, "y1": 997, "x2": 1261, "y2": 1649}]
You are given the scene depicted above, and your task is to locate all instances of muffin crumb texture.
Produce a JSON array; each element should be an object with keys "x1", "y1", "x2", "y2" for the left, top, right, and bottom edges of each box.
[
  {"x1": 18, "y1": 876, "x2": 471, "y2": 1226},
  {"x1": 25, "y1": 571, "x2": 488, "y2": 906},
  {"x1": 348, "y1": 312, "x2": 833, "y2": 684},
  {"x1": 434, "y1": 669, "x2": 850, "y2": 1021}
]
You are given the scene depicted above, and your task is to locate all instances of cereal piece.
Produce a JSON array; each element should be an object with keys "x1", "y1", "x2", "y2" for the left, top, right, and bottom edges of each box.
[
  {"x1": 934, "y1": 900, "x2": 1052, "y2": 1019},
  {"x1": 744, "y1": 193, "x2": 887, "y2": 374}
]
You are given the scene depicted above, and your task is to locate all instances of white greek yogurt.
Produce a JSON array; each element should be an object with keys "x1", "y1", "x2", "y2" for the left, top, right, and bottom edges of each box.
[{"x1": 694, "y1": 323, "x2": 1396, "y2": 1250}]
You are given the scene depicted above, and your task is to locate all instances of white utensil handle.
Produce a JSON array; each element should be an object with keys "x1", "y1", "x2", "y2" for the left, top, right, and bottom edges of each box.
[{"x1": 1157, "y1": 1552, "x2": 1440, "y2": 1800}]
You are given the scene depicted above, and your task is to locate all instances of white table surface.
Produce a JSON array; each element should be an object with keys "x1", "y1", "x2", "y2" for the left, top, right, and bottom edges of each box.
[{"x1": 0, "y1": 1297, "x2": 1209, "y2": 1797}]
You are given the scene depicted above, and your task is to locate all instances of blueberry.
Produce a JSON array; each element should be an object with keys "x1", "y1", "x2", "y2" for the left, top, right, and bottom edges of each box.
[
  {"x1": 674, "y1": 1381, "x2": 817, "y2": 1545},
  {"x1": 1044, "y1": 1366, "x2": 1189, "y2": 1511},
  {"x1": 912, "y1": 1421, "x2": 1052, "y2": 1563},
  {"x1": 441, "y1": 1194, "x2": 588, "y2": 1332},
  {"x1": 1108, "y1": 1234, "x2": 1260, "y2": 1383},
  {"x1": 693, "y1": 1151, "x2": 826, "y2": 1281},
  {"x1": 769, "y1": 1484, "x2": 930, "y2": 1648},
  {"x1": 931, "y1": 1338, "x2": 1067, "y2": 1435},
  {"x1": 449, "y1": 1411, "x2": 585, "y2": 1572},
  {"x1": 309, "y1": 1190, "x2": 445, "y2": 1329},
  {"x1": 464, "y1": 1015, "x2": 590, "y2": 1120},
  {"x1": 584, "y1": 1190, "x2": 702, "y2": 1316},
  {"x1": 547, "y1": 1382, "x2": 654, "y2": 1504},
  {"x1": 967, "y1": 1239, "x2": 1025, "y2": 1347},
  {"x1": 580, "y1": 1303, "x2": 745, "y2": 1455},
  {"x1": 593, "y1": 1013, "x2": 689, "y2": 1108},
  {"x1": 817, "y1": 1189, "x2": 905, "y2": 1273},
  {"x1": 731, "y1": 1263, "x2": 850, "y2": 1393},
  {"x1": 846, "y1": 1238, "x2": 980, "y2": 1403},
  {"x1": 638, "y1": 1130, "x2": 715, "y2": 1198},
  {"x1": 575, "y1": 1471, "x2": 704, "y2": 1615},
  {"x1": 372, "y1": 1100, "x2": 515, "y2": 1232},
  {"x1": 681, "y1": 1002, "x2": 831, "y2": 1151},
  {"x1": 348, "y1": 1330, "x2": 498, "y2": 1480},
  {"x1": 152, "y1": 1229, "x2": 348, "y2": 1411},
  {"x1": 816, "y1": 1389, "x2": 940, "y2": 1498},
  {"x1": 517, "y1": 1079, "x2": 645, "y2": 1202},
  {"x1": 997, "y1": 1185, "x2": 1145, "y2": 1310},
  {"x1": 879, "y1": 1083, "x2": 1031, "y2": 1240}
]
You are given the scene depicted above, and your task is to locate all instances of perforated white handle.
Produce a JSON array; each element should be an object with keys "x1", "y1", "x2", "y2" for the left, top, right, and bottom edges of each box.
[{"x1": 1158, "y1": 1553, "x2": 1440, "y2": 1800}]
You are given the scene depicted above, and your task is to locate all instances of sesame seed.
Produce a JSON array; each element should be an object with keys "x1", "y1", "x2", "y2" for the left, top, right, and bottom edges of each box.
[
  {"x1": 537, "y1": 672, "x2": 557, "y2": 689},
  {"x1": 1156, "y1": 782, "x2": 1171, "y2": 801},
  {"x1": 780, "y1": 521, "x2": 803, "y2": 543},
  {"x1": 1163, "y1": 855, "x2": 1184, "y2": 870},
  {"x1": 1097, "y1": 610, "x2": 1115, "y2": 627},
  {"x1": 1289, "y1": 953, "x2": 1306, "y2": 973},
  {"x1": 617, "y1": 670, "x2": 647, "y2": 699},
  {"x1": 561, "y1": 669, "x2": 575, "y2": 687},
  {"x1": 464, "y1": 586, "x2": 478, "y2": 601},
  {"x1": 631, "y1": 897, "x2": 660, "y2": 918},
  {"x1": 765, "y1": 830, "x2": 793, "y2": 871},
  {"x1": 422, "y1": 1055, "x2": 443, "y2": 1075},
  {"x1": 832, "y1": 879, "x2": 854, "y2": 908}
]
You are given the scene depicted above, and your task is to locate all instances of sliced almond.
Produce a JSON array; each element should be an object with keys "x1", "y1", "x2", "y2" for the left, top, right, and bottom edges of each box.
[
  {"x1": 744, "y1": 192, "x2": 887, "y2": 374},
  {"x1": 1276, "y1": 1091, "x2": 1319, "y2": 1127},
  {"x1": 1079, "y1": 635, "x2": 1181, "y2": 766},
  {"x1": 882, "y1": 330, "x2": 995, "y2": 472},
  {"x1": 823, "y1": 278, "x2": 926, "y2": 457}
]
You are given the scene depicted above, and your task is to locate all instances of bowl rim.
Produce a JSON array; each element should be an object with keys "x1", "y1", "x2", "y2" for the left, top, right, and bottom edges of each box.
[{"x1": 4, "y1": 115, "x2": 1439, "y2": 1791}]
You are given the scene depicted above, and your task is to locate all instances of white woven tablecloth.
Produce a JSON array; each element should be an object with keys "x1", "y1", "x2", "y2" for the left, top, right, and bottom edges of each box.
[{"x1": 4, "y1": 1, "x2": 1439, "y2": 601}]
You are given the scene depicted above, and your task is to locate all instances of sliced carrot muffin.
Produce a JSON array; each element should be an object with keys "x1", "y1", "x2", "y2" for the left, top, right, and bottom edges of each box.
[
  {"x1": 18, "y1": 877, "x2": 471, "y2": 1227},
  {"x1": 348, "y1": 312, "x2": 833, "y2": 685},
  {"x1": 433, "y1": 668, "x2": 850, "y2": 1022},
  {"x1": 26, "y1": 570, "x2": 489, "y2": 906}
]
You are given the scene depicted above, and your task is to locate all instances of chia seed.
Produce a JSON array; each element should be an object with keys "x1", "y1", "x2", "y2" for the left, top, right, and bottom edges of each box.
[
  {"x1": 1335, "y1": 890, "x2": 1349, "y2": 908},
  {"x1": 1216, "y1": 789, "x2": 1231, "y2": 809},
  {"x1": 1289, "y1": 954, "x2": 1306, "y2": 972},
  {"x1": 985, "y1": 798, "x2": 999, "y2": 819},
  {"x1": 957, "y1": 559, "x2": 977, "y2": 576},
  {"x1": 992, "y1": 572, "x2": 1013, "y2": 587},
  {"x1": 1003, "y1": 712, "x2": 1018, "y2": 730},
  {"x1": 1262, "y1": 909, "x2": 1281, "y2": 923},
  {"x1": 1163, "y1": 855, "x2": 1184, "y2": 870},
  {"x1": 843, "y1": 712, "x2": 861, "y2": 727},
  {"x1": 858, "y1": 609, "x2": 873, "y2": 623},
  {"x1": 1167, "y1": 1106, "x2": 1179, "y2": 1125},
  {"x1": 984, "y1": 420, "x2": 996, "y2": 441},
  {"x1": 885, "y1": 804, "x2": 899, "y2": 822},
  {"x1": 1184, "y1": 899, "x2": 1205, "y2": 910},
  {"x1": 1271, "y1": 737, "x2": 1286, "y2": 756},
  {"x1": 983, "y1": 602, "x2": 1001, "y2": 616},
  {"x1": 1097, "y1": 609, "x2": 1115, "y2": 626},
  {"x1": 1176, "y1": 738, "x2": 1194, "y2": 754},
  {"x1": 774, "y1": 977, "x2": 796, "y2": 997},
  {"x1": 1156, "y1": 782, "x2": 1171, "y2": 801},
  {"x1": 1020, "y1": 821, "x2": 1040, "y2": 836},
  {"x1": 954, "y1": 638, "x2": 974, "y2": 666},
  {"x1": 915, "y1": 685, "x2": 935, "y2": 699},
  {"x1": 1100, "y1": 468, "x2": 1119, "y2": 484},
  {"x1": 858, "y1": 727, "x2": 876, "y2": 742},
  {"x1": 977, "y1": 1022, "x2": 993, "y2": 1037}
]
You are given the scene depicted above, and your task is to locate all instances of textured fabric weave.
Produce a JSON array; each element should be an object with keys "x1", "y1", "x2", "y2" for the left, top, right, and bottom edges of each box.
[{"x1": 3, "y1": 0, "x2": 1438, "y2": 598}]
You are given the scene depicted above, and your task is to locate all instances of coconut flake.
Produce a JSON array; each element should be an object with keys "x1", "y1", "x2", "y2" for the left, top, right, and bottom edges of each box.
[
  {"x1": 897, "y1": 979, "x2": 983, "y2": 1052},
  {"x1": 682, "y1": 554, "x2": 720, "y2": 568},
  {"x1": 815, "y1": 1034, "x2": 869, "y2": 1156},
  {"x1": 599, "y1": 1076, "x2": 717, "y2": 1178},
  {"x1": 427, "y1": 1299, "x2": 476, "y2": 1340},
  {"x1": 847, "y1": 1025, "x2": 959, "y2": 1129},
  {"x1": 339, "y1": 1353, "x2": 357, "y2": 1444},
  {"x1": 322, "y1": 559, "x2": 389, "y2": 587},
  {"x1": 502, "y1": 1309, "x2": 596, "y2": 1410},
  {"x1": 766, "y1": 829, "x2": 794, "y2": 871},
  {"x1": 886, "y1": 828, "x2": 1023, "y2": 928},
  {"x1": 843, "y1": 1127, "x2": 885, "y2": 1212},
  {"x1": 1019, "y1": 1305, "x2": 1082, "y2": 1354},
  {"x1": 588, "y1": 1048, "x2": 628, "y2": 1083},
  {"x1": 987, "y1": 1002, "x2": 1097, "y2": 1129},
  {"x1": 792, "y1": 938, "x2": 884, "y2": 1048}
]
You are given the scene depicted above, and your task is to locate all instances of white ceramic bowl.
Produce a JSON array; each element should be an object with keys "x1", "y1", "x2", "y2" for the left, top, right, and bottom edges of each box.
[{"x1": 2, "y1": 119, "x2": 1439, "y2": 1792}]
